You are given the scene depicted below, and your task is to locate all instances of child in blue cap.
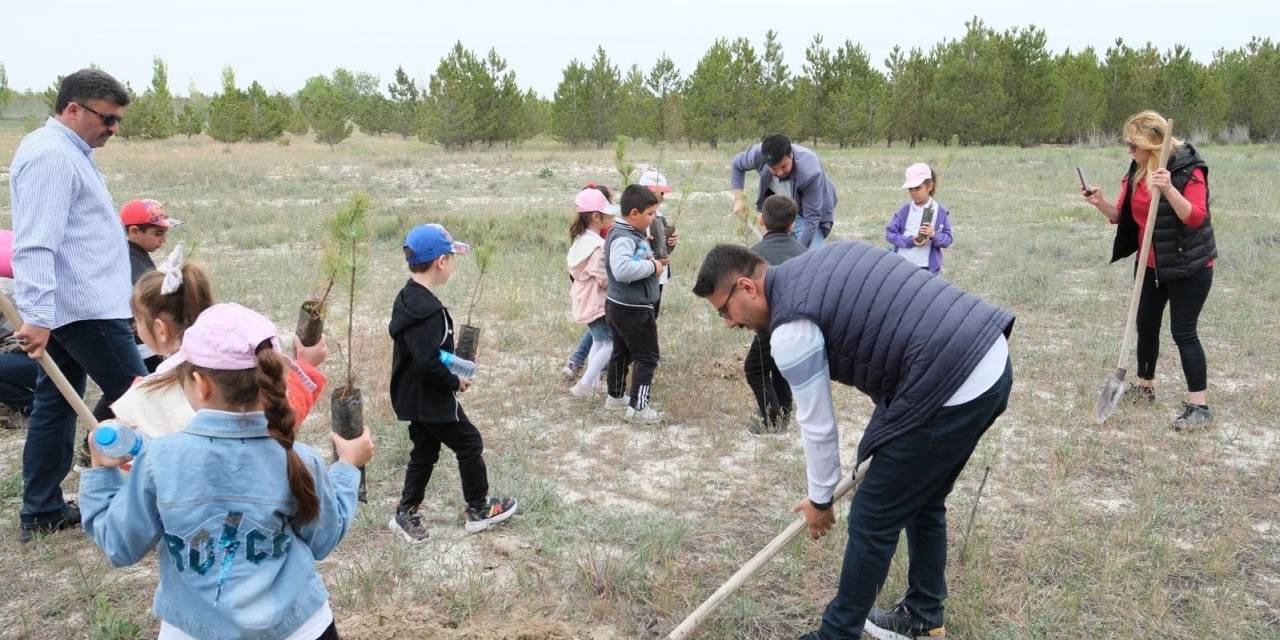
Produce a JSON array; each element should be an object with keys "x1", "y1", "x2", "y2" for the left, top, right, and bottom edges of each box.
[{"x1": 387, "y1": 223, "x2": 517, "y2": 543}]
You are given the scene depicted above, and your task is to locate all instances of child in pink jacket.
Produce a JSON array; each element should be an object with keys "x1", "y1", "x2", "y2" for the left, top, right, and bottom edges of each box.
[{"x1": 565, "y1": 187, "x2": 618, "y2": 397}]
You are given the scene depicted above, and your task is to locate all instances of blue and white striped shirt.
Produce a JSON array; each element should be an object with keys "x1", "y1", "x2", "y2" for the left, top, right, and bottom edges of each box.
[{"x1": 9, "y1": 118, "x2": 132, "y2": 329}]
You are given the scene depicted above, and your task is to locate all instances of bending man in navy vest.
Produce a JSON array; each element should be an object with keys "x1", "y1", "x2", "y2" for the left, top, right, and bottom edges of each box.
[
  {"x1": 731, "y1": 134, "x2": 838, "y2": 249},
  {"x1": 694, "y1": 242, "x2": 1015, "y2": 640}
]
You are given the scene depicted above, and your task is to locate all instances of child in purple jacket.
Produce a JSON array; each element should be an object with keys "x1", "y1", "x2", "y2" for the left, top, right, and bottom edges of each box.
[{"x1": 885, "y1": 162, "x2": 953, "y2": 274}]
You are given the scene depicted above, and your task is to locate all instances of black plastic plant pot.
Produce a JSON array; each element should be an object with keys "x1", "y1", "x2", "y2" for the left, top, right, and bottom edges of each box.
[
  {"x1": 295, "y1": 300, "x2": 324, "y2": 347},
  {"x1": 330, "y1": 385, "x2": 366, "y2": 502},
  {"x1": 650, "y1": 216, "x2": 669, "y2": 259},
  {"x1": 456, "y1": 324, "x2": 481, "y2": 362}
]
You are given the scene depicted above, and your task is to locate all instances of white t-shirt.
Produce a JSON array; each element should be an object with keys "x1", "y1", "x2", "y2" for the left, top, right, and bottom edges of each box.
[
  {"x1": 897, "y1": 198, "x2": 935, "y2": 268},
  {"x1": 159, "y1": 603, "x2": 332, "y2": 640}
]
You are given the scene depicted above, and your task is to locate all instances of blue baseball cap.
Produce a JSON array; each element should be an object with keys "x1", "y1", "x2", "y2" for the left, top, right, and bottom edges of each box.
[{"x1": 404, "y1": 223, "x2": 470, "y2": 265}]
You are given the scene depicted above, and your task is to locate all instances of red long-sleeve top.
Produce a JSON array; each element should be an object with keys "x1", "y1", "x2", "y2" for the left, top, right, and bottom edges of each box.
[{"x1": 1113, "y1": 168, "x2": 1210, "y2": 268}]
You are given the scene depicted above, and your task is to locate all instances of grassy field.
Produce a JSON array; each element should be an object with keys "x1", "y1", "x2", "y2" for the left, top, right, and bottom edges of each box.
[{"x1": 0, "y1": 123, "x2": 1276, "y2": 639}]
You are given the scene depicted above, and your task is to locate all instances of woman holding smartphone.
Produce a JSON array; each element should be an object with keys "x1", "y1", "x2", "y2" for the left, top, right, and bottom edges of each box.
[{"x1": 1082, "y1": 110, "x2": 1216, "y2": 431}]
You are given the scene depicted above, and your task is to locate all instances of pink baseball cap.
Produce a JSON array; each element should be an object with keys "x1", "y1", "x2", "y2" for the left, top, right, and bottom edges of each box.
[
  {"x1": 901, "y1": 163, "x2": 933, "y2": 189},
  {"x1": 158, "y1": 303, "x2": 281, "y2": 373},
  {"x1": 574, "y1": 188, "x2": 620, "y2": 214}
]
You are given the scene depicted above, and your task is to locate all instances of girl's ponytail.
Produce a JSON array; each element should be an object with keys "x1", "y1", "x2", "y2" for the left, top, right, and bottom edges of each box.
[{"x1": 255, "y1": 345, "x2": 319, "y2": 524}]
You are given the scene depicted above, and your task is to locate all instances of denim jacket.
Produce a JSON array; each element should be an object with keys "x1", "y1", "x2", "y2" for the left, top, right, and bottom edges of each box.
[{"x1": 79, "y1": 410, "x2": 361, "y2": 640}]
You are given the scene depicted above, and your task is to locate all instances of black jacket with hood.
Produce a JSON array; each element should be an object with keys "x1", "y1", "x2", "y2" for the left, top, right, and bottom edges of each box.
[
  {"x1": 388, "y1": 279, "x2": 465, "y2": 424},
  {"x1": 1111, "y1": 142, "x2": 1215, "y2": 282}
]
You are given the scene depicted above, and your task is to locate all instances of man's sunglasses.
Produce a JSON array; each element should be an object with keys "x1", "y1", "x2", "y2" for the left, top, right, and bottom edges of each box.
[{"x1": 76, "y1": 102, "x2": 123, "y2": 127}]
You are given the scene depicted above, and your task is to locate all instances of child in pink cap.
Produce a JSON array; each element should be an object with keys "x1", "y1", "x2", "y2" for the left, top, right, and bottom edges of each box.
[
  {"x1": 885, "y1": 162, "x2": 954, "y2": 274},
  {"x1": 80, "y1": 303, "x2": 373, "y2": 640},
  {"x1": 565, "y1": 186, "x2": 619, "y2": 397}
]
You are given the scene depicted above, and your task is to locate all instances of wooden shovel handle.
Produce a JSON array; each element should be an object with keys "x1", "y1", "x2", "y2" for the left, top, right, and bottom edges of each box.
[
  {"x1": 668, "y1": 457, "x2": 874, "y2": 640},
  {"x1": 0, "y1": 294, "x2": 100, "y2": 427},
  {"x1": 1116, "y1": 119, "x2": 1175, "y2": 370}
]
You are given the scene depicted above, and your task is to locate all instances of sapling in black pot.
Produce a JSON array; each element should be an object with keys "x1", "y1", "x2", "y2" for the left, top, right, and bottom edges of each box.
[
  {"x1": 325, "y1": 192, "x2": 370, "y2": 501},
  {"x1": 294, "y1": 277, "x2": 334, "y2": 348},
  {"x1": 455, "y1": 241, "x2": 493, "y2": 363}
]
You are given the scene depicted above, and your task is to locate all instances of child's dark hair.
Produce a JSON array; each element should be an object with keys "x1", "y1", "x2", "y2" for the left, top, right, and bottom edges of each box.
[
  {"x1": 126, "y1": 223, "x2": 164, "y2": 233},
  {"x1": 175, "y1": 344, "x2": 320, "y2": 523},
  {"x1": 570, "y1": 183, "x2": 614, "y2": 240},
  {"x1": 132, "y1": 262, "x2": 215, "y2": 338},
  {"x1": 922, "y1": 165, "x2": 939, "y2": 196},
  {"x1": 761, "y1": 195, "x2": 798, "y2": 233},
  {"x1": 620, "y1": 185, "x2": 659, "y2": 217},
  {"x1": 404, "y1": 248, "x2": 434, "y2": 274}
]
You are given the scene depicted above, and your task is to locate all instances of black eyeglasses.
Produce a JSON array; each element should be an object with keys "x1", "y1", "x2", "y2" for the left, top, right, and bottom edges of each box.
[
  {"x1": 716, "y1": 282, "x2": 739, "y2": 319},
  {"x1": 76, "y1": 102, "x2": 122, "y2": 127}
]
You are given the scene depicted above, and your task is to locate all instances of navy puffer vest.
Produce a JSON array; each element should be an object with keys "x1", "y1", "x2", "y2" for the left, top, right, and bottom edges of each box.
[
  {"x1": 766, "y1": 241, "x2": 1015, "y2": 461},
  {"x1": 1111, "y1": 142, "x2": 1215, "y2": 282}
]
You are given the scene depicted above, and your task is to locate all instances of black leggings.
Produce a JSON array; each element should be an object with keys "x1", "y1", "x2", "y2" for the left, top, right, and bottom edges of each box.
[{"x1": 1135, "y1": 265, "x2": 1212, "y2": 392}]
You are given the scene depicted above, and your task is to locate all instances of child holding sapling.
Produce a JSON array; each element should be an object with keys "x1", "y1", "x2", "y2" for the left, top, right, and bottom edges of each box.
[
  {"x1": 885, "y1": 162, "x2": 953, "y2": 274},
  {"x1": 565, "y1": 187, "x2": 618, "y2": 397},
  {"x1": 638, "y1": 169, "x2": 679, "y2": 316},
  {"x1": 80, "y1": 303, "x2": 373, "y2": 640},
  {"x1": 603, "y1": 186, "x2": 667, "y2": 424},
  {"x1": 110, "y1": 246, "x2": 329, "y2": 437},
  {"x1": 388, "y1": 223, "x2": 517, "y2": 543}
]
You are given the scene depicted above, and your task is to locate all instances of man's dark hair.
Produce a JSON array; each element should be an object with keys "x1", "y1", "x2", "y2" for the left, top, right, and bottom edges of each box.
[
  {"x1": 761, "y1": 133, "x2": 792, "y2": 166},
  {"x1": 56, "y1": 69, "x2": 131, "y2": 114},
  {"x1": 693, "y1": 244, "x2": 767, "y2": 298},
  {"x1": 620, "y1": 184, "x2": 659, "y2": 217},
  {"x1": 761, "y1": 195, "x2": 798, "y2": 233}
]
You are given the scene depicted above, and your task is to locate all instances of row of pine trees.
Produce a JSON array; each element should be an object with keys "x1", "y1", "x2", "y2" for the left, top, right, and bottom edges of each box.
[{"x1": 2, "y1": 20, "x2": 1277, "y2": 148}]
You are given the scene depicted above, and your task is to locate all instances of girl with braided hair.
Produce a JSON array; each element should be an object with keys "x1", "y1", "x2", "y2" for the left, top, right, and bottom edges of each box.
[{"x1": 80, "y1": 303, "x2": 374, "y2": 640}]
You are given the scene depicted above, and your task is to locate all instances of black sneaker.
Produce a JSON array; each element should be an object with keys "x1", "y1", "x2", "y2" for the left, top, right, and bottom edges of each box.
[
  {"x1": 1122, "y1": 384, "x2": 1155, "y2": 405},
  {"x1": 19, "y1": 503, "x2": 81, "y2": 544},
  {"x1": 1172, "y1": 402, "x2": 1213, "y2": 432},
  {"x1": 464, "y1": 496, "x2": 517, "y2": 533},
  {"x1": 865, "y1": 602, "x2": 946, "y2": 639},
  {"x1": 389, "y1": 508, "x2": 429, "y2": 544}
]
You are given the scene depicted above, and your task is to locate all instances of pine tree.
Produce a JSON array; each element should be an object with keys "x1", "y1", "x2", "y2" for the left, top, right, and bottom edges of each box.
[
  {"x1": 0, "y1": 63, "x2": 10, "y2": 117},
  {"x1": 387, "y1": 66, "x2": 420, "y2": 139},
  {"x1": 617, "y1": 65, "x2": 651, "y2": 140},
  {"x1": 243, "y1": 81, "x2": 287, "y2": 141},
  {"x1": 551, "y1": 59, "x2": 590, "y2": 146},
  {"x1": 207, "y1": 66, "x2": 250, "y2": 143},
  {"x1": 925, "y1": 18, "x2": 1009, "y2": 146},
  {"x1": 421, "y1": 43, "x2": 483, "y2": 147},
  {"x1": 683, "y1": 39, "x2": 738, "y2": 148},
  {"x1": 1155, "y1": 44, "x2": 1227, "y2": 137},
  {"x1": 1000, "y1": 26, "x2": 1062, "y2": 146},
  {"x1": 645, "y1": 55, "x2": 684, "y2": 144},
  {"x1": 882, "y1": 45, "x2": 933, "y2": 147},
  {"x1": 809, "y1": 39, "x2": 883, "y2": 147},
  {"x1": 1102, "y1": 39, "x2": 1161, "y2": 133},
  {"x1": 758, "y1": 30, "x2": 792, "y2": 134},
  {"x1": 1055, "y1": 47, "x2": 1106, "y2": 143},
  {"x1": 299, "y1": 74, "x2": 354, "y2": 149},
  {"x1": 176, "y1": 102, "x2": 205, "y2": 137},
  {"x1": 583, "y1": 46, "x2": 621, "y2": 149}
]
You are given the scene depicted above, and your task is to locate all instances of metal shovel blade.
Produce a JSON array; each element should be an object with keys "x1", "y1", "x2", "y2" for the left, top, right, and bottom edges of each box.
[{"x1": 1094, "y1": 367, "x2": 1127, "y2": 423}]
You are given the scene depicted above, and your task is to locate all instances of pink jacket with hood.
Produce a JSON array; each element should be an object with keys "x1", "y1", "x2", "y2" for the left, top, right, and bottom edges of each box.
[{"x1": 567, "y1": 231, "x2": 607, "y2": 323}]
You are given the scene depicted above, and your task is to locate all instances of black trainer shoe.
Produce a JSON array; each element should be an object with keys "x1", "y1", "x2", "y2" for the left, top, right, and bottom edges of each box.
[
  {"x1": 389, "y1": 508, "x2": 430, "y2": 544},
  {"x1": 464, "y1": 496, "x2": 517, "y2": 533},
  {"x1": 19, "y1": 503, "x2": 81, "y2": 544},
  {"x1": 865, "y1": 602, "x2": 946, "y2": 639},
  {"x1": 1172, "y1": 402, "x2": 1213, "y2": 431},
  {"x1": 1122, "y1": 384, "x2": 1155, "y2": 405}
]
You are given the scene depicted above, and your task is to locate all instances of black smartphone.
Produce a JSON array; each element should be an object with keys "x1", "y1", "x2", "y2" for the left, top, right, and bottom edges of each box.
[{"x1": 1077, "y1": 167, "x2": 1094, "y2": 196}]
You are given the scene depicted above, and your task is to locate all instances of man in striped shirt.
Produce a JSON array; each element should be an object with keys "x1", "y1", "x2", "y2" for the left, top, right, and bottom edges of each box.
[{"x1": 9, "y1": 69, "x2": 148, "y2": 543}]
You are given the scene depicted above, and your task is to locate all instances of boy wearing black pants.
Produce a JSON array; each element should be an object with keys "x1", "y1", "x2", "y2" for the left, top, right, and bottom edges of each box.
[
  {"x1": 746, "y1": 195, "x2": 808, "y2": 433},
  {"x1": 604, "y1": 186, "x2": 668, "y2": 424},
  {"x1": 388, "y1": 223, "x2": 516, "y2": 543}
]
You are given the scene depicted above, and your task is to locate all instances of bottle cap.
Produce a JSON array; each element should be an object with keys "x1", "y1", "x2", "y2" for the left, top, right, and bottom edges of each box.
[
  {"x1": 94, "y1": 426, "x2": 119, "y2": 446},
  {"x1": 439, "y1": 350, "x2": 454, "y2": 365}
]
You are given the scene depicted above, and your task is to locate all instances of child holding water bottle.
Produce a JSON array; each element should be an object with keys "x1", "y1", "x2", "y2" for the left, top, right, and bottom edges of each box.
[
  {"x1": 80, "y1": 303, "x2": 374, "y2": 640},
  {"x1": 388, "y1": 223, "x2": 517, "y2": 543}
]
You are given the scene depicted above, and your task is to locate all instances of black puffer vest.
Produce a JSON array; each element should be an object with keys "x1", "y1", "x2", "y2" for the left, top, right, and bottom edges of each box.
[
  {"x1": 765, "y1": 241, "x2": 1015, "y2": 462},
  {"x1": 1111, "y1": 143, "x2": 1214, "y2": 282}
]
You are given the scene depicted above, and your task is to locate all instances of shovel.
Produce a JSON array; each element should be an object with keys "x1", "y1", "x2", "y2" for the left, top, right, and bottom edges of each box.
[
  {"x1": 1094, "y1": 119, "x2": 1175, "y2": 423},
  {"x1": 0, "y1": 294, "x2": 100, "y2": 427},
  {"x1": 668, "y1": 457, "x2": 873, "y2": 640}
]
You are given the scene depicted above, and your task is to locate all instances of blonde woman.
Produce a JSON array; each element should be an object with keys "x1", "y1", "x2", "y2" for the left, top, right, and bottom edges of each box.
[{"x1": 1083, "y1": 110, "x2": 1215, "y2": 430}]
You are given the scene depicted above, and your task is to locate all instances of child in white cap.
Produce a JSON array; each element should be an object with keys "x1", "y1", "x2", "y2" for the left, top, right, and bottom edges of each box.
[
  {"x1": 885, "y1": 162, "x2": 953, "y2": 274},
  {"x1": 638, "y1": 169, "x2": 679, "y2": 315}
]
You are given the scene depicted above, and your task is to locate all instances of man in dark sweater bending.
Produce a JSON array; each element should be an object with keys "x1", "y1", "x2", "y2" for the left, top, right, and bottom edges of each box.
[{"x1": 694, "y1": 242, "x2": 1015, "y2": 640}]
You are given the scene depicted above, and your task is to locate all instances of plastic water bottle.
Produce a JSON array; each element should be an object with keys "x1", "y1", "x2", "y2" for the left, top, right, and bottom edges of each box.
[
  {"x1": 93, "y1": 421, "x2": 146, "y2": 459},
  {"x1": 439, "y1": 350, "x2": 477, "y2": 379}
]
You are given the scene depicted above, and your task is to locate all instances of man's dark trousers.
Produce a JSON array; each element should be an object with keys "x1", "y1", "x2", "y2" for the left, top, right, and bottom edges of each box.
[
  {"x1": 819, "y1": 359, "x2": 1013, "y2": 639},
  {"x1": 21, "y1": 319, "x2": 146, "y2": 525}
]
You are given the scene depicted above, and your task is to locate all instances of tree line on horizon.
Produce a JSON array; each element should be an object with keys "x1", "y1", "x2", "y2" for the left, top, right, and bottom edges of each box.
[{"x1": 1, "y1": 19, "x2": 1277, "y2": 149}]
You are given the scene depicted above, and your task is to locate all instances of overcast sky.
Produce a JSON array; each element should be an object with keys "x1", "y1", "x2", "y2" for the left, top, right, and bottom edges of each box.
[{"x1": 2, "y1": 0, "x2": 1274, "y2": 96}]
